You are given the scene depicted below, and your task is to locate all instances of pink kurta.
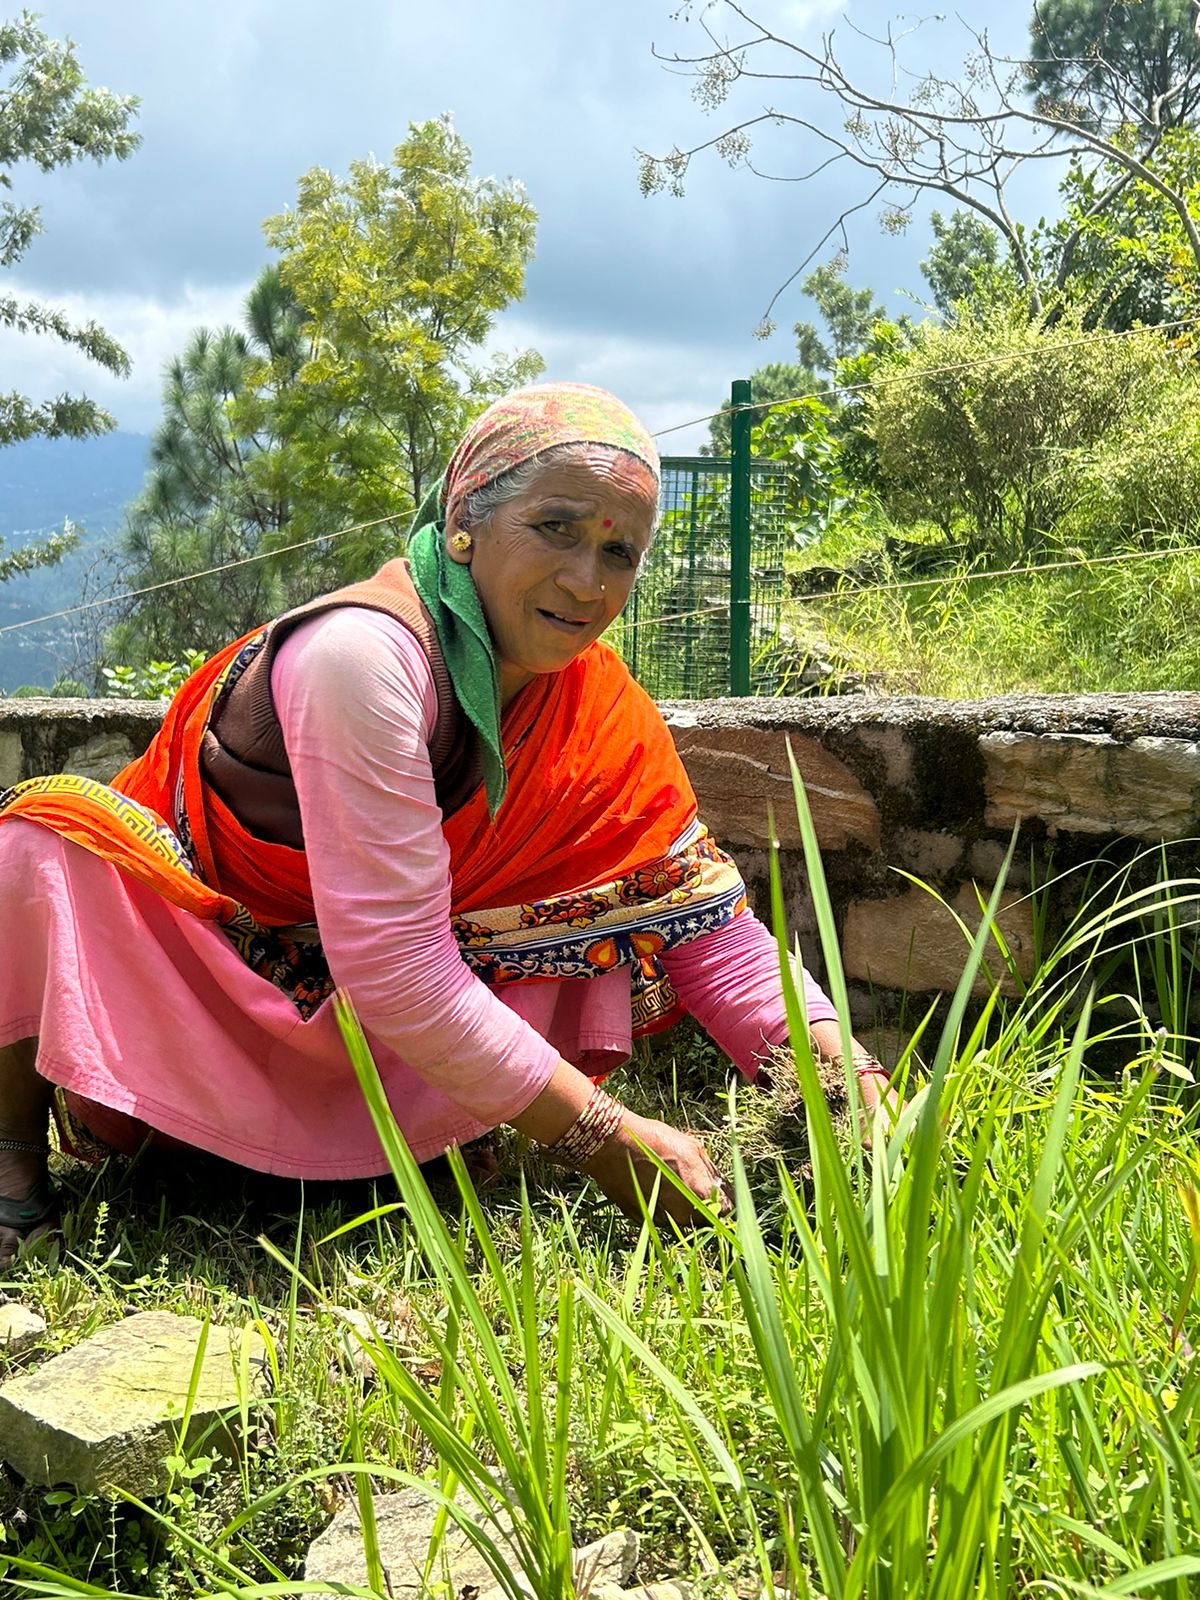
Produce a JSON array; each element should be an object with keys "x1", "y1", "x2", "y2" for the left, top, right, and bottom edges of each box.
[{"x1": 0, "y1": 610, "x2": 835, "y2": 1176}]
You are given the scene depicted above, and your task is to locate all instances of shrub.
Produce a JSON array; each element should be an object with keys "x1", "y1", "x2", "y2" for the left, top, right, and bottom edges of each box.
[
  {"x1": 1064, "y1": 370, "x2": 1200, "y2": 548},
  {"x1": 867, "y1": 294, "x2": 1172, "y2": 556}
]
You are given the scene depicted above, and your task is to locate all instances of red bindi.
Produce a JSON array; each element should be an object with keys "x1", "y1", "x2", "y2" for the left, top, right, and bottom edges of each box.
[{"x1": 602, "y1": 518, "x2": 613, "y2": 528}]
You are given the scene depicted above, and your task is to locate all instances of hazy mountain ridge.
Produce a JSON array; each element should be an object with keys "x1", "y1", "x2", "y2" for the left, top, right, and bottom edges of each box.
[{"x1": 0, "y1": 432, "x2": 150, "y2": 691}]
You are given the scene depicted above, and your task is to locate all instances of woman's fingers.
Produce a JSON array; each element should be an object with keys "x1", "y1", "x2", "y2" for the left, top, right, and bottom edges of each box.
[{"x1": 586, "y1": 1114, "x2": 731, "y2": 1226}]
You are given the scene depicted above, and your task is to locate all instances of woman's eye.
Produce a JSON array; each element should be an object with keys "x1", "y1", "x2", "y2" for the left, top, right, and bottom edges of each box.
[
  {"x1": 538, "y1": 519, "x2": 570, "y2": 537},
  {"x1": 607, "y1": 544, "x2": 637, "y2": 567}
]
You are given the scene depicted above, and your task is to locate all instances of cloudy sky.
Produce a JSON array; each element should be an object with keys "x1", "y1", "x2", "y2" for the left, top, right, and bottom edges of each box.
[{"x1": 6, "y1": 0, "x2": 1043, "y2": 451}]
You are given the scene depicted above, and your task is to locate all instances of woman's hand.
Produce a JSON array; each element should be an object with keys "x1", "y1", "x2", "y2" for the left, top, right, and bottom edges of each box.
[
  {"x1": 807, "y1": 1019, "x2": 901, "y2": 1135},
  {"x1": 582, "y1": 1110, "x2": 732, "y2": 1228},
  {"x1": 509, "y1": 1060, "x2": 731, "y2": 1227}
]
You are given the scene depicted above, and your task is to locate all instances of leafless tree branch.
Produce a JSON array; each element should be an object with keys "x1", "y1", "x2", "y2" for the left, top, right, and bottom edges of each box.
[{"x1": 643, "y1": 2, "x2": 1200, "y2": 325}]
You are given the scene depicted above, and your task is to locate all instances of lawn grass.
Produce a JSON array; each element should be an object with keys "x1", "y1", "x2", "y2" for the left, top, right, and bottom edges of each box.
[
  {"x1": 784, "y1": 535, "x2": 1200, "y2": 697},
  {"x1": 3, "y1": 802, "x2": 1200, "y2": 1598}
]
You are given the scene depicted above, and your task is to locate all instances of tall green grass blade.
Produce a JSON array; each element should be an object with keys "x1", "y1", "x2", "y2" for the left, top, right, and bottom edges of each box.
[
  {"x1": 849, "y1": 1360, "x2": 1104, "y2": 1580},
  {"x1": 727, "y1": 1136, "x2": 848, "y2": 1595},
  {"x1": 1093, "y1": 1555, "x2": 1200, "y2": 1596},
  {"x1": 344, "y1": 1406, "x2": 384, "y2": 1598},
  {"x1": 333, "y1": 990, "x2": 576, "y2": 1600},
  {"x1": 769, "y1": 772, "x2": 914, "y2": 1454}
]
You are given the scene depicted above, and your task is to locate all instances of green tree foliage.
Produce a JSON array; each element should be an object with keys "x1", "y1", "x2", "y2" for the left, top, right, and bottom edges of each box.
[
  {"x1": 706, "y1": 361, "x2": 818, "y2": 454},
  {"x1": 1, "y1": 10, "x2": 139, "y2": 597},
  {"x1": 825, "y1": 317, "x2": 916, "y2": 494},
  {"x1": 788, "y1": 260, "x2": 915, "y2": 495},
  {"x1": 1029, "y1": 0, "x2": 1200, "y2": 134},
  {"x1": 111, "y1": 118, "x2": 541, "y2": 665},
  {"x1": 1, "y1": 11, "x2": 139, "y2": 446},
  {"x1": 105, "y1": 268, "x2": 303, "y2": 664},
  {"x1": 917, "y1": 148, "x2": 1197, "y2": 334},
  {"x1": 920, "y1": 211, "x2": 1003, "y2": 319},
  {"x1": 866, "y1": 292, "x2": 1170, "y2": 554},
  {"x1": 751, "y1": 395, "x2": 868, "y2": 544},
  {"x1": 256, "y1": 114, "x2": 541, "y2": 579},
  {"x1": 710, "y1": 261, "x2": 903, "y2": 495},
  {"x1": 1049, "y1": 127, "x2": 1200, "y2": 329},
  {"x1": 792, "y1": 257, "x2": 888, "y2": 373}
]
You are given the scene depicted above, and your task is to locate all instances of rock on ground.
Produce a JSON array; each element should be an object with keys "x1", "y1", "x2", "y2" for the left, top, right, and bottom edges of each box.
[
  {"x1": 303, "y1": 1490, "x2": 640, "y2": 1599},
  {"x1": 0, "y1": 1302, "x2": 47, "y2": 1358},
  {"x1": 0, "y1": 1309, "x2": 267, "y2": 1495}
]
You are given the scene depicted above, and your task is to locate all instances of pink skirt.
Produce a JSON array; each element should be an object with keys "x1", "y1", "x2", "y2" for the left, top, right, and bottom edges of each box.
[{"x1": 0, "y1": 820, "x2": 637, "y2": 1177}]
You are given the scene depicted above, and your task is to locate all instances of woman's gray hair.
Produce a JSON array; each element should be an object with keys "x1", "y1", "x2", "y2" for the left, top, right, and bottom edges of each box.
[{"x1": 456, "y1": 442, "x2": 660, "y2": 535}]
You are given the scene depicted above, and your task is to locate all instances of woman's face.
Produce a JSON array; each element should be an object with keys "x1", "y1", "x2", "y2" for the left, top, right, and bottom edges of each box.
[{"x1": 448, "y1": 447, "x2": 658, "y2": 703}]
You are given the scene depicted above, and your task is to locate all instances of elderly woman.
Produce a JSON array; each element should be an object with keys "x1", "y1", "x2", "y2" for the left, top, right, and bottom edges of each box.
[{"x1": 0, "y1": 384, "x2": 888, "y2": 1266}]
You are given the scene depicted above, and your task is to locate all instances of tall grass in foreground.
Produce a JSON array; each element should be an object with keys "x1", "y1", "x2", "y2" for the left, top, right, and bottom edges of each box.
[{"x1": 11, "y1": 767, "x2": 1200, "y2": 1599}]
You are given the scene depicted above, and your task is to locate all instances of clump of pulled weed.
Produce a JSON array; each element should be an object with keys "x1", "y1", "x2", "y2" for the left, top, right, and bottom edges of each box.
[{"x1": 705, "y1": 1046, "x2": 852, "y2": 1221}]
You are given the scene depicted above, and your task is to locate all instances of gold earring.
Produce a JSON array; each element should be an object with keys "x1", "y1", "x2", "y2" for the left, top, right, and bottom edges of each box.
[{"x1": 450, "y1": 531, "x2": 472, "y2": 554}]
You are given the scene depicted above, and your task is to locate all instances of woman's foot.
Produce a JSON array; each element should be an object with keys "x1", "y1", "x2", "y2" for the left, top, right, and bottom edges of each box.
[
  {"x1": 0, "y1": 1037, "x2": 54, "y2": 1268},
  {"x1": 0, "y1": 1145, "x2": 53, "y2": 1269}
]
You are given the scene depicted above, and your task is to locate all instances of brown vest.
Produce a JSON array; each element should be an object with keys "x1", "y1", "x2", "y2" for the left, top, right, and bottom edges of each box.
[{"x1": 200, "y1": 559, "x2": 479, "y2": 848}]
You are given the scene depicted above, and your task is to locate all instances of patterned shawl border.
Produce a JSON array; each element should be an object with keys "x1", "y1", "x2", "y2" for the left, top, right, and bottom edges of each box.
[{"x1": 0, "y1": 773, "x2": 197, "y2": 878}]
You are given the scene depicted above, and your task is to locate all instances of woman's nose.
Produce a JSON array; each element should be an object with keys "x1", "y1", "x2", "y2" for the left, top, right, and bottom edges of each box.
[{"x1": 557, "y1": 548, "x2": 605, "y2": 603}]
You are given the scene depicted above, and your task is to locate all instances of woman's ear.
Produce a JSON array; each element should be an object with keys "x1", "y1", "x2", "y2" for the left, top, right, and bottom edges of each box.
[{"x1": 445, "y1": 521, "x2": 474, "y2": 565}]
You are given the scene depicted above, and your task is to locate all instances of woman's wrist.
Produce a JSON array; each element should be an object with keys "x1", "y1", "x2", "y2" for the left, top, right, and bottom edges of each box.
[
  {"x1": 508, "y1": 1060, "x2": 628, "y2": 1166},
  {"x1": 508, "y1": 1058, "x2": 599, "y2": 1145},
  {"x1": 807, "y1": 1020, "x2": 888, "y2": 1080},
  {"x1": 542, "y1": 1084, "x2": 625, "y2": 1168}
]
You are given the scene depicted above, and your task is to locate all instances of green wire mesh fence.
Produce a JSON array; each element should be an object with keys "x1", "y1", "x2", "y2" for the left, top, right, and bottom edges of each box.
[{"x1": 606, "y1": 455, "x2": 796, "y2": 699}]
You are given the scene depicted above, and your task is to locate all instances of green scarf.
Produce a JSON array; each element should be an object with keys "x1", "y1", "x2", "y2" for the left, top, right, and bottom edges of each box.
[{"x1": 406, "y1": 483, "x2": 507, "y2": 816}]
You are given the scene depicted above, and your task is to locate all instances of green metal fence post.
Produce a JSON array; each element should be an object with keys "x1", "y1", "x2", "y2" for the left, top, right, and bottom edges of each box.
[{"x1": 729, "y1": 377, "x2": 752, "y2": 695}]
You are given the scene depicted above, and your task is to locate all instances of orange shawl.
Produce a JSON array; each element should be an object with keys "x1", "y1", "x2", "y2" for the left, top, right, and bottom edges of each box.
[{"x1": 0, "y1": 635, "x2": 746, "y2": 1035}]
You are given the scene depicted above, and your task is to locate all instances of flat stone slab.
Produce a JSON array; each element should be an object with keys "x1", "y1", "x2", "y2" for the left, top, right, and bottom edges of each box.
[
  {"x1": 304, "y1": 1490, "x2": 638, "y2": 1599},
  {"x1": 0, "y1": 1309, "x2": 267, "y2": 1494},
  {"x1": 665, "y1": 723, "x2": 880, "y2": 851},
  {"x1": 0, "y1": 1303, "x2": 47, "y2": 1358},
  {"x1": 982, "y1": 731, "x2": 1200, "y2": 840},
  {"x1": 842, "y1": 881, "x2": 1035, "y2": 997}
]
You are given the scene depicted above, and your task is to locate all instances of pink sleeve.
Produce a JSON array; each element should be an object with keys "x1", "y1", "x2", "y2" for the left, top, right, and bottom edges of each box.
[
  {"x1": 271, "y1": 608, "x2": 560, "y2": 1127},
  {"x1": 659, "y1": 907, "x2": 839, "y2": 1080}
]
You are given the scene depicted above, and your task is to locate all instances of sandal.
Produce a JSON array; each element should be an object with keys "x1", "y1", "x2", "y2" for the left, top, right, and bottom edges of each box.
[{"x1": 0, "y1": 1176, "x2": 58, "y2": 1255}]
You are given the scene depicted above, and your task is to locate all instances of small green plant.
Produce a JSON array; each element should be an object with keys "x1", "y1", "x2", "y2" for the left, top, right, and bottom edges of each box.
[{"x1": 101, "y1": 652, "x2": 207, "y2": 701}]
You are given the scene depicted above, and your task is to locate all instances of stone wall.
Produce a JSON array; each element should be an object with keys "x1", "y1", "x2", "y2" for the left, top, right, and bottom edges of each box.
[
  {"x1": 661, "y1": 692, "x2": 1200, "y2": 1032},
  {"x1": 5, "y1": 693, "x2": 1200, "y2": 1033}
]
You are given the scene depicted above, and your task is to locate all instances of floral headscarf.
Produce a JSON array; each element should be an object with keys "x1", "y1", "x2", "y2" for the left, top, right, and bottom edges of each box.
[{"x1": 440, "y1": 381, "x2": 660, "y2": 531}]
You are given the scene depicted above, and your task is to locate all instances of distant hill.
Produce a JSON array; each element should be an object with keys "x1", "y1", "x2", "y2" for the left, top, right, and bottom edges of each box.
[{"x1": 0, "y1": 431, "x2": 150, "y2": 692}]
